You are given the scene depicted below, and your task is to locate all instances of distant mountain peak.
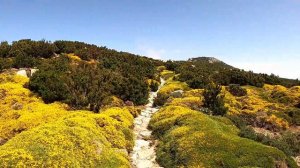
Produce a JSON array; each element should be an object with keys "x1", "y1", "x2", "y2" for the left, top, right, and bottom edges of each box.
[{"x1": 188, "y1": 57, "x2": 221, "y2": 63}]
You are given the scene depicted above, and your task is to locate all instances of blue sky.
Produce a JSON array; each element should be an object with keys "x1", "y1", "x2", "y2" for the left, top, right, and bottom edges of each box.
[{"x1": 1, "y1": 0, "x2": 299, "y2": 79}]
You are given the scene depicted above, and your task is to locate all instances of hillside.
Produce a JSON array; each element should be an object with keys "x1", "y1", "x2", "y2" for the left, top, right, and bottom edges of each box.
[
  {"x1": 0, "y1": 40, "x2": 299, "y2": 167},
  {"x1": 151, "y1": 69, "x2": 299, "y2": 167}
]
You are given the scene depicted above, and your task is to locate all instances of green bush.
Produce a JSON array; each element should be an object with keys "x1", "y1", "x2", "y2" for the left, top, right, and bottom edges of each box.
[
  {"x1": 12, "y1": 51, "x2": 37, "y2": 68},
  {"x1": 230, "y1": 114, "x2": 300, "y2": 157},
  {"x1": 0, "y1": 41, "x2": 11, "y2": 58},
  {"x1": 272, "y1": 109, "x2": 300, "y2": 126},
  {"x1": 29, "y1": 70, "x2": 69, "y2": 103},
  {"x1": 287, "y1": 109, "x2": 300, "y2": 125},
  {"x1": 227, "y1": 84, "x2": 247, "y2": 97},
  {"x1": 0, "y1": 58, "x2": 13, "y2": 71},
  {"x1": 30, "y1": 58, "x2": 149, "y2": 110},
  {"x1": 258, "y1": 132, "x2": 300, "y2": 157},
  {"x1": 186, "y1": 77, "x2": 209, "y2": 89},
  {"x1": 149, "y1": 80, "x2": 159, "y2": 92},
  {"x1": 270, "y1": 90, "x2": 293, "y2": 104},
  {"x1": 153, "y1": 94, "x2": 168, "y2": 106},
  {"x1": 203, "y1": 83, "x2": 228, "y2": 116}
]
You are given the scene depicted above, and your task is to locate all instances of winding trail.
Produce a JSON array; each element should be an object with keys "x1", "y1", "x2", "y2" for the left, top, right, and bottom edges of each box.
[{"x1": 130, "y1": 78, "x2": 165, "y2": 168}]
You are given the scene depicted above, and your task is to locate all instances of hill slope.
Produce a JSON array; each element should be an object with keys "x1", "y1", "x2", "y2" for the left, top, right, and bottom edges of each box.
[{"x1": 0, "y1": 40, "x2": 299, "y2": 167}]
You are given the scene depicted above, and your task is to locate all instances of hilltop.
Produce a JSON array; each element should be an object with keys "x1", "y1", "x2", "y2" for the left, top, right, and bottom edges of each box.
[{"x1": 0, "y1": 39, "x2": 299, "y2": 167}]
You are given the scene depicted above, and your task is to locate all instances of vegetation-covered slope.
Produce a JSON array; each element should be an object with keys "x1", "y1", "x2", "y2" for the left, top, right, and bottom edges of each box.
[
  {"x1": 0, "y1": 39, "x2": 162, "y2": 112},
  {"x1": 149, "y1": 69, "x2": 299, "y2": 167},
  {"x1": 0, "y1": 73, "x2": 137, "y2": 167},
  {"x1": 166, "y1": 57, "x2": 300, "y2": 88},
  {"x1": 149, "y1": 106, "x2": 296, "y2": 167},
  {"x1": 0, "y1": 39, "x2": 299, "y2": 167}
]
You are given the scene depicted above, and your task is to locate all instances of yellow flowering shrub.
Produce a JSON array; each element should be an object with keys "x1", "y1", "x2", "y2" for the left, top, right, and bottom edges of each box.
[
  {"x1": 222, "y1": 84, "x2": 300, "y2": 129},
  {"x1": 262, "y1": 84, "x2": 300, "y2": 105},
  {"x1": 101, "y1": 95, "x2": 125, "y2": 108},
  {"x1": 100, "y1": 107, "x2": 134, "y2": 128},
  {"x1": 183, "y1": 89, "x2": 204, "y2": 97},
  {"x1": 154, "y1": 79, "x2": 189, "y2": 106},
  {"x1": 67, "y1": 53, "x2": 81, "y2": 61},
  {"x1": 0, "y1": 110, "x2": 133, "y2": 167},
  {"x1": 0, "y1": 72, "x2": 29, "y2": 84},
  {"x1": 0, "y1": 74, "x2": 69, "y2": 140},
  {"x1": 149, "y1": 106, "x2": 296, "y2": 167},
  {"x1": 159, "y1": 80, "x2": 189, "y2": 96},
  {"x1": 156, "y1": 65, "x2": 166, "y2": 72},
  {"x1": 125, "y1": 106, "x2": 142, "y2": 118},
  {"x1": 167, "y1": 96, "x2": 203, "y2": 110},
  {"x1": 160, "y1": 70, "x2": 175, "y2": 80},
  {"x1": 146, "y1": 79, "x2": 160, "y2": 86},
  {"x1": 0, "y1": 73, "x2": 135, "y2": 167},
  {"x1": 265, "y1": 114, "x2": 289, "y2": 129}
]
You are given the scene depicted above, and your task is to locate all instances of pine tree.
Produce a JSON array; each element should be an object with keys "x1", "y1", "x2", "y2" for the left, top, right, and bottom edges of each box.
[{"x1": 203, "y1": 82, "x2": 228, "y2": 116}]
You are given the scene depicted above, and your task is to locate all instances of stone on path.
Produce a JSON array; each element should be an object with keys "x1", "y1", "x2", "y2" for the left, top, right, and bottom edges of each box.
[{"x1": 130, "y1": 78, "x2": 165, "y2": 168}]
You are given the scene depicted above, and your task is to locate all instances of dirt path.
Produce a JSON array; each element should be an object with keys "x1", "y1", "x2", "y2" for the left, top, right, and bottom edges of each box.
[{"x1": 130, "y1": 78, "x2": 165, "y2": 168}]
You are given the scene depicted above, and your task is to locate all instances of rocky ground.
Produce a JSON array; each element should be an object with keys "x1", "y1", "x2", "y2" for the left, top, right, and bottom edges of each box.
[{"x1": 130, "y1": 79, "x2": 165, "y2": 168}]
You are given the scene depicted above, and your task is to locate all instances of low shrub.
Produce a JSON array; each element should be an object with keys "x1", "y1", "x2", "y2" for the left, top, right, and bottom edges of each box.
[
  {"x1": 101, "y1": 96, "x2": 124, "y2": 108},
  {"x1": 0, "y1": 109, "x2": 134, "y2": 167},
  {"x1": 167, "y1": 96, "x2": 202, "y2": 111},
  {"x1": 287, "y1": 109, "x2": 300, "y2": 125},
  {"x1": 0, "y1": 58, "x2": 13, "y2": 71},
  {"x1": 149, "y1": 80, "x2": 159, "y2": 92},
  {"x1": 0, "y1": 73, "x2": 135, "y2": 167},
  {"x1": 154, "y1": 80, "x2": 189, "y2": 106},
  {"x1": 227, "y1": 84, "x2": 247, "y2": 97},
  {"x1": 203, "y1": 83, "x2": 228, "y2": 116},
  {"x1": 270, "y1": 90, "x2": 293, "y2": 104},
  {"x1": 230, "y1": 114, "x2": 299, "y2": 157},
  {"x1": 160, "y1": 70, "x2": 175, "y2": 80}
]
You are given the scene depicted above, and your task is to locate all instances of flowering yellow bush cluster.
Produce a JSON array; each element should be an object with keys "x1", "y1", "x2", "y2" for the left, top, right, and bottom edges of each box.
[
  {"x1": 0, "y1": 74, "x2": 69, "y2": 141},
  {"x1": 101, "y1": 95, "x2": 125, "y2": 108},
  {"x1": 165, "y1": 89, "x2": 204, "y2": 109},
  {"x1": 0, "y1": 73, "x2": 135, "y2": 167},
  {"x1": 156, "y1": 69, "x2": 298, "y2": 129},
  {"x1": 222, "y1": 85, "x2": 300, "y2": 129},
  {"x1": 159, "y1": 80, "x2": 189, "y2": 96},
  {"x1": 67, "y1": 53, "x2": 82, "y2": 61},
  {"x1": 183, "y1": 89, "x2": 204, "y2": 97},
  {"x1": 154, "y1": 75, "x2": 190, "y2": 106},
  {"x1": 0, "y1": 108, "x2": 133, "y2": 167},
  {"x1": 263, "y1": 84, "x2": 300, "y2": 105},
  {"x1": 265, "y1": 114, "x2": 289, "y2": 129},
  {"x1": 156, "y1": 65, "x2": 166, "y2": 72},
  {"x1": 167, "y1": 96, "x2": 203, "y2": 110},
  {"x1": 150, "y1": 70, "x2": 298, "y2": 167},
  {"x1": 160, "y1": 70, "x2": 175, "y2": 80},
  {"x1": 149, "y1": 106, "x2": 295, "y2": 167}
]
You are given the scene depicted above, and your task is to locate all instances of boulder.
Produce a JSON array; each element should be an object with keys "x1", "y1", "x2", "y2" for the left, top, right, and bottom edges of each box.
[
  {"x1": 16, "y1": 70, "x2": 27, "y2": 77},
  {"x1": 125, "y1": 100, "x2": 134, "y2": 106},
  {"x1": 30, "y1": 68, "x2": 39, "y2": 77},
  {"x1": 170, "y1": 90, "x2": 184, "y2": 98}
]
